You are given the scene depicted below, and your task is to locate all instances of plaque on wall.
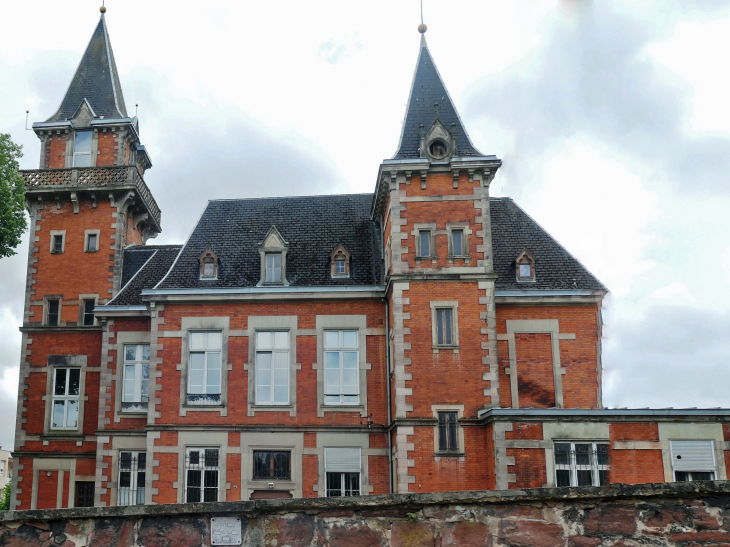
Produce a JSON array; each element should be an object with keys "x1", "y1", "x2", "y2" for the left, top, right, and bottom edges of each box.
[{"x1": 211, "y1": 517, "x2": 242, "y2": 546}]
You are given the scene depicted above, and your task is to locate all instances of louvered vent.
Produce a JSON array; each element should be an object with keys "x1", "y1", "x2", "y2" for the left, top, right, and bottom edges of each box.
[{"x1": 670, "y1": 440, "x2": 716, "y2": 472}]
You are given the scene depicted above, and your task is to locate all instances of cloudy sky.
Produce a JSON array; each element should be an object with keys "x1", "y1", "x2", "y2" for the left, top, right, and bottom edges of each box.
[{"x1": 1, "y1": 0, "x2": 729, "y2": 451}]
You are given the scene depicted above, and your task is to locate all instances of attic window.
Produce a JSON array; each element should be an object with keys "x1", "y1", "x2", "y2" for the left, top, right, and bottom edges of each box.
[
  {"x1": 73, "y1": 131, "x2": 92, "y2": 167},
  {"x1": 429, "y1": 139, "x2": 448, "y2": 159},
  {"x1": 258, "y1": 226, "x2": 289, "y2": 286},
  {"x1": 199, "y1": 248, "x2": 218, "y2": 280},
  {"x1": 515, "y1": 249, "x2": 536, "y2": 282},
  {"x1": 330, "y1": 244, "x2": 350, "y2": 278}
]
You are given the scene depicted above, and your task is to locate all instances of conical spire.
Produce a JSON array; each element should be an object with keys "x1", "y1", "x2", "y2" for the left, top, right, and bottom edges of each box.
[
  {"x1": 392, "y1": 34, "x2": 481, "y2": 159},
  {"x1": 46, "y1": 14, "x2": 127, "y2": 122}
]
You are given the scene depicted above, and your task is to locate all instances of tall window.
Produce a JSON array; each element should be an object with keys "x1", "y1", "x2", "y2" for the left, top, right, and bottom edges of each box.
[
  {"x1": 554, "y1": 442, "x2": 608, "y2": 487},
  {"x1": 255, "y1": 331, "x2": 289, "y2": 405},
  {"x1": 438, "y1": 412, "x2": 458, "y2": 453},
  {"x1": 435, "y1": 308, "x2": 453, "y2": 346},
  {"x1": 253, "y1": 451, "x2": 291, "y2": 480},
  {"x1": 47, "y1": 300, "x2": 60, "y2": 326},
  {"x1": 118, "y1": 451, "x2": 146, "y2": 506},
  {"x1": 188, "y1": 332, "x2": 221, "y2": 405},
  {"x1": 418, "y1": 230, "x2": 431, "y2": 257},
  {"x1": 451, "y1": 229, "x2": 464, "y2": 256},
  {"x1": 185, "y1": 448, "x2": 219, "y2": 502},
  {"x1": 52, "y1": 367, "x2": 80, "y2": 430},
  {"x1": 324, "y1": 330, "x2": 359, "y2": 404},
  {"x1": 122, "y1": 345, "x2": 150, "y2": 410},
  {"x1": 73, "y1": 130, "x2": 92, "y2": 167},
  {"x1": 86, "y1": 233, "x2": 98, "y2": 252},
  {"x1": 0, "y1": 461, "x2": 5, "y2": 477},
  {"x1": 265, "y1": 253, "x2": 281, "y2": 283},
  {"x1": 75, "y1": 482, "x2": 94, "y2": 507},
  {"x1": 670, "y1": 440, "x2": 716, "y2": 482},
  {"x1": 52, "y1": 235, "x2": 64, "y2": 253},
  {"x1": 83, "y1": 299, "x2": 95, "y2": 326},
  {"x1": 325, "y1": 448, "x2": 361, "y2": 497}
]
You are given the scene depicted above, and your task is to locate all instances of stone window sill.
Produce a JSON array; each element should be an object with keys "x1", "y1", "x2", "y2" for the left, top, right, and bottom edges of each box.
[
  {"x1": 251, "y1": 404, "x2": 293, "y2": 410},
  {"x1": 84, "y1": 250, "x2": 99, "y2": 254},
  {"x1": 433, "y1": 345, "x2": 459, "y2": 354},
  {"x1": 320, "y1": 404, "x2": 364, "y2": 412},
  {"x1": 434, "y1": 452, "x2": 465, "y2": 458},
  {"x1": 447, "y1": 255, "x2": 471, "y2": 260},
  {"x1": 42, "y1": 432, "x2": 83, "y2": 440}
]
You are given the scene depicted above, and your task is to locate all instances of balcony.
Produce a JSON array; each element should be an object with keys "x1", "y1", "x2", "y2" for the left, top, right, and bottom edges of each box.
[{"x1": 20, "y1": 165, "x2": 161, "y2": 232}]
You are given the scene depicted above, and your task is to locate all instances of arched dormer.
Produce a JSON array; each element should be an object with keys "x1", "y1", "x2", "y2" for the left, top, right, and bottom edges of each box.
[
  {"x1": 515, "y1": 248, "x2": 536, "y2": 282},
  {"x1": 330, "y1": 244, "x2": 351, "y2": 278},
  {"x1": 199, "y1": 248, "x2": 219, "y2": 279},
  {"x1": 258, "y1": 226, "x2": 289, "y2": 286},
  {"x1": 419, "y1": 103, "x2": 459, "y2": 162}
]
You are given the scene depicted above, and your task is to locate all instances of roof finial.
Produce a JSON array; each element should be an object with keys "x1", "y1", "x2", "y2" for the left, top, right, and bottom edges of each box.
[
  {"x1": 100, "y1": 0, "x2": 106, "y2": 13},
  {"x1": 418, "y1": 0, "x2": 427, "y2": 33}
]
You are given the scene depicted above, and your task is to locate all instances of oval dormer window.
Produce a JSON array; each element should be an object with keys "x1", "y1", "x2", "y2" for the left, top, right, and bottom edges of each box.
[{"x1": 429, "y1": 139, "x2": 448, "y2": 159}]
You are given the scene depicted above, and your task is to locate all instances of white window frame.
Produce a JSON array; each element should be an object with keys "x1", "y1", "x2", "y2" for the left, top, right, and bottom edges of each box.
[
  {"x1": 184, "y1": 447, "x2": 220, "y2": 503},
  {"x1": 187, "y1": 332, "x2": 222, "y2": 405},
  {"x1": 51, "y1": 367, "x2": 81, "y2": 430},
  {"x1": 265, "y1": 253, "x2": 282, "y2": 283},
  {"x1": 73, "y1": 130, "x2": 93, "y2": 167},
  {"x1": 255, "y1": 331, "x2": 290, "y2": 405},
  {"x1": 49, "y1": 230, "x2": 66, "y2": 254},
  {"x1": 118, "y1": 450, "x2": 146, "y2": 506},
  {"x1": 323, "y1": 330, "x2": 359, "y2": 405},
  {"x1": 324, "y1": 448, "x2": 361, "y2": 498},
  {"x1": 122, "y1": 345, "x2": 150, "y2": 409},
  {"x1": 553, "y1": 441, "x2": 608, "y2": 487}
]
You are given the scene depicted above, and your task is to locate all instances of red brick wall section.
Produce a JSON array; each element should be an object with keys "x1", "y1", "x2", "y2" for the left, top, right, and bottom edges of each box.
[
  {"x1": 96, "y1": 131, "x2": 117, "y2": 166},
  {"x1": 61, "y1": 471, "x2": 69, "y2": 508},
  {"x1": 496, "y1": 305, "x2": 601, "y2": 409},
  {"x1": 509, "y1": 448, "x2": 547, "y2": 489},
  {"x1": 76, "y1": 459, "x2": 96, "y2": 476},
  {"x1": 368, "y1": 455, "x2": 390, "y2": 495},
  {"x1": 154, "y1": 453, "x2": 179, "y2": 505},
  {"x1": 303, "y1": 454, "x2": 318, "y2": 498},
  {"x1": 46, "y1": 133, "x2": 68, "y2": 168},
  {"x1": 226, "y1": 454, "x2": 241, "y2": 501},
  {"x1": 609, "y1": 423, "x2": 664, "y2": 484},
  {"x1": 36, "y1": 471, "x2": 58, "y2": 510},
  {"x1": 15, "y1": 458, "x2": 33, "y2": 510},
  {"x1": 515, "y1": 333, "x2": 556, "y2": 407}
]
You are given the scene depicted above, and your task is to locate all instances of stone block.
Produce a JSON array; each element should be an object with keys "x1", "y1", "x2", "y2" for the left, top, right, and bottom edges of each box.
[
  {"x1": 442, "y1": 521, "x2": 491, "y2": 547},
  {"x1": 498, "y1": 519, "x2": 563, "y2": 547},
  {"x1": 391, "y1": 520, "x2": 435, "y2": 547}
]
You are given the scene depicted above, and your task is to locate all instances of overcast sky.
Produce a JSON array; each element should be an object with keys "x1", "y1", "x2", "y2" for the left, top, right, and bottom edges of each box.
[{"x1": 1, "y1": 0, "x2": 729, "y2": 451}]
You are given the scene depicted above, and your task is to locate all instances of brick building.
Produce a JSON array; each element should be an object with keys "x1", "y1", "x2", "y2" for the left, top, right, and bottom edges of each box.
[{"x1": 10, "y1": 12, "x2": 730, "y2": 510}]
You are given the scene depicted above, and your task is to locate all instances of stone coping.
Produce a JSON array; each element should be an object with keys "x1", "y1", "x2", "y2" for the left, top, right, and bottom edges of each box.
[{"x1": 3, "y1": 481, "x2": 729, "y2": 524}]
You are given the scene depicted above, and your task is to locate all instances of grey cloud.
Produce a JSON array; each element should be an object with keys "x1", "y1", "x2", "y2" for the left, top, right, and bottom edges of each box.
[
  {"x1": 603, "y1": 304, "x2": 730, "y2": 408},
  {"x1": 465, "y1": 1, "x2": 730, "y2": 197}
]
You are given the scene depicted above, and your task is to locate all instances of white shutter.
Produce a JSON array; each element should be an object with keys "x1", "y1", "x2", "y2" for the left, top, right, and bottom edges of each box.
[
  {"x1": 325, "y1": 448, "x2": 361, "y2": 472},
  {"x1": 670, "y1": 440, "x2": 716, "y2": 472}
]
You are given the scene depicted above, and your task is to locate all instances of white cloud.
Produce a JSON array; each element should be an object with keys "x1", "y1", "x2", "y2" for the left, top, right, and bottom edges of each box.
[{"x1": 651, "y1": 282, "x2": 699, "y2": 303}]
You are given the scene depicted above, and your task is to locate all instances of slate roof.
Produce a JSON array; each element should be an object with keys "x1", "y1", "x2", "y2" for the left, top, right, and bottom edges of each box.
[
  {"x1": 47, "y1": 15, "x2": 127, "y2": 122},
  {"x1": 156, "y1": 194, "x2": 383, "y2": 289},
  {"x1": 490, "y1": 198, "x2": 606, "y2": 292},
  {"x1": 109, "y1": 245, "x2": 182, "y2": 305},
  {"x1": 393, "y1": 36, "x2": 481, "y2": 159}
]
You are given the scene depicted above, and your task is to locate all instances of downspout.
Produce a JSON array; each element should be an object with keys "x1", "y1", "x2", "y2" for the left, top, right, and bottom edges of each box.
[{"x1": 384, "y1": 296, "x2": 393, "y2": 494}]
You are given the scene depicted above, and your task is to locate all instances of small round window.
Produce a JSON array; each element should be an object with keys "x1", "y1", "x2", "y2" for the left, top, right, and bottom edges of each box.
[{"x1": 429, "y1": 139, "x2": 448, "y2": 159}]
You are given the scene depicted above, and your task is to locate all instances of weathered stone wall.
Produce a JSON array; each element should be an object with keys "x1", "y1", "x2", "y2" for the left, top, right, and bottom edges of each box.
[{"x1": 2, "y1": 481, "x2": 730, "y2": 546}]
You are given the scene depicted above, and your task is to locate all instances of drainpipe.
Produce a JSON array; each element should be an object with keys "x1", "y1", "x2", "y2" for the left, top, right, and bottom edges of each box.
[{"x1": 384, "y1": 296, "x2": 393, "y2": 494}]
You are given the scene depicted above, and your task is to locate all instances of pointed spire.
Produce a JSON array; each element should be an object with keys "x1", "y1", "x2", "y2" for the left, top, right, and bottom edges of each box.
[
  {"x1": 46, "y1": 14, "x2": 127, "y2": 122},
  {"x1": 392, "y1": 33, "x2": 481, "y2": 159}
]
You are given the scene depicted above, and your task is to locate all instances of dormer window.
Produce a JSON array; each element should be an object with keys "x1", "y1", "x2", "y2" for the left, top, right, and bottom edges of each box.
[
  {"x1": 258, "y1": 226, "x2": 289, "y2": 286},
  {"x1": 330, "y1": 244, "x2": 350, "y2": 278},
  {"x1": 515, "y1": 249, "x2": 536, "y2": 282},
  {"x1": 199, "y1": 248, "x2": 218, "y2": 280}
]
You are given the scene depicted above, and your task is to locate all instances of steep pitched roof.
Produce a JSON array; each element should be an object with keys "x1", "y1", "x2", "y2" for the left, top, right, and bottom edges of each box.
[
  {"x1": 490, "y1": 198, "x2": 606, "y2": 292},
  {"x1": 47, "y1": 14, "x2": 127, "y2": 122},
  {"x1": 156, "y1": 194, "x2": 383, "y2": 289},
  {"x1": 393, "y1": 36, "x2": 481, "y2": 159},
  {"x1": 109, "y1": 245, "x2": 182, "y2": 306}
]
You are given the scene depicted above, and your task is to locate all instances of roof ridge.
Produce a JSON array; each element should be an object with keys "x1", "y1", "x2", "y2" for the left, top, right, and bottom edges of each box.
[{"x1": 208, "y1": 193, "x2": 373, "y2": 203}]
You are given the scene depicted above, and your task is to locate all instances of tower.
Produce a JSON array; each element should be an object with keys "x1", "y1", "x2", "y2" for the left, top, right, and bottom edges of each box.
[{"x1": 11, "y1": 9, "x2": 161, "y2": 510}]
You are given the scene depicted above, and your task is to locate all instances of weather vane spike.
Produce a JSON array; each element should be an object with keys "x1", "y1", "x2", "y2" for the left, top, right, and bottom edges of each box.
[
  {"x1": 100, "y1": 0, "x2": 106, "y2": 14},
  {"x1": 418, "y1": 0, "x2": 427, "y2": 34}
]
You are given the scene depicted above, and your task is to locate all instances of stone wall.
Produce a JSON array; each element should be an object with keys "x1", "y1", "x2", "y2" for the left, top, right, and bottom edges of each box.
[{"x1": 2, "y1": 481, "x2": 730, "y2": 546}]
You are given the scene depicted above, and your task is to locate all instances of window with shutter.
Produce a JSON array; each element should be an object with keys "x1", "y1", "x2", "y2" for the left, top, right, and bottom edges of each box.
[
  {"x1": 670, "y1": 440, "x2": 716, "y2": 481},
  {"x1": 325, "y1": 448, "x2": 361, "y2": 497}
]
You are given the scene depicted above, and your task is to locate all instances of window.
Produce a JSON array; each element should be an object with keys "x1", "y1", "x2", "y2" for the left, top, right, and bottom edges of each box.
[
  {"x1": 73, "y1": 130, "x2": 92, "y2": 167},
  {"x1": 75, "y1": 481, "x2": 94, "y2": 507},
  {"x1": 554, "y1": 442, "x2": 608, "y2": 487},
  {"x1": 670, "y1": 440, "x2": 716, "y2": 482},
  {"x1": 255, "y1": 331, "x2": 289, "y2": 405},
  {"x1": 265, "y1": 253, "x2": 281, "y2": 283},
  {"x1": 515, "y1": 249, "x2": 536, "y2": 282},
  {"x1": 122, "y1": 345, "x2": 150, "y2": 410},
  {"x1": 438, "y1": 412, "x2": 459, "y2": 453},
  {"x1": 0, "y1": 461, "x2": 5, "y2": 477},
  {"x1": 83, "y1": 299, "x2": 95, "y2": 326},
  {"x1": 187, "y1": 332, "x2": 222, "y2": 405},
  {"x1": 204, "y1": 262, "x2": 214, "y2": 277},
  {"x1": 47, "y1": 299, "x2": 60, "y2": 326},
  {"x1": 253, "y1": 450, "x2": 291, "y2": 480},
  {"x1": 451, "y1": 229, "x2": 464, "y2": 256},
  {"x1": 185, "y1": 448, "x2": 219, "y2": 502},
  {"x1": 51, "y1": 367, "x2": 80, "y2": 430},
  {"x1": 199, "y1": 248, "x2": 218, "y2": 279},
  {"x1": 52, "y1": 235, "x2": 63, "y2": 254},
  {"x1": 418, "y1": 230, "x2": 432, "y2": 257},
  {"x1": 330, "y1": 244, "x2": 351, "y2": 278},
  {"x1": 436, "y1": 308, "x2": 453, "y2": 346},
  {"x1": 324, "y1": 330, "x2": 359, "y2": 405},
  {"x1": 85, "y1": 233, "x2": 98, "y2": 252},
  {"x1": 335, "y1": 260, "x2": 346, "y2": 274},
  {"x1": 325, "y1": 448, "x2": 361, "y2": 497},
  {"x1": 118, "y1": 451, "x2": 146, "y2": 506}
]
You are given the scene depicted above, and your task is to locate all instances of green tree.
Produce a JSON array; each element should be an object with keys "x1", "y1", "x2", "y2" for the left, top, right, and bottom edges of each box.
[
  {"x1": 0, "y1": 482, "x2": 10, "y2": 511},
  {"x1": 0, "y1": 133, "x2": 27, "y2": 258}
]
